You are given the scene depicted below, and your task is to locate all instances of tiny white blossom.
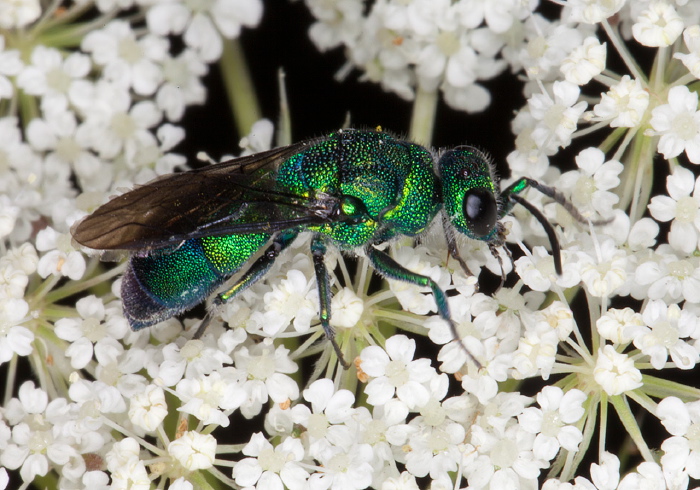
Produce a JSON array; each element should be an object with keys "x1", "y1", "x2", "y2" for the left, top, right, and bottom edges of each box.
[
  {"x1": 596, "y1": 307, "x2": 644, "y2": 344},
  {"x1": 593, "y1": 75, "x2": 650, "y2": 128},
  {"x1": 0, "y1": 0, "x2": 40, "y2": 28},
  {"x1": 629, "y1": 301, "x2": 699, "y2": 370},
  {"x1": 232, "y1": 433, "x2": 310, "y2": 489},
  {"x1": 567, "y1": 0, "x2": 626, "y2": 24},
  {"x1": 168, "y1": 431, "x2": 217, "y2": 470},
  {"x1": 36, "y1": 227, "x2": 86, "y2": 280},
  {"x1": 649, "y1": 85, "x2": 700, "y2": 163},
  {"x1": 658, "y1": 397, "x2": 700, "y2": 478},
  {"x1": 290, "y1": 378, "x2": 356, "y2": 459},
  {"x1": 675, "y1": 25, "x2": 700, "y2": 79},
  {"x1": 593, "y1": 345, "x2": 643, "y2": 395},
  {"x1": 648, "y1": 166, "x2": 700, "y2": 254},
  {"x1": 128, "y1": 385, "x2": 168, "y2": 432},
  {"x1": 175, "y1": 369, "x2": 246, "y2": 427},
  {"x1": 560, "y1": 37, "x2": 606, "y2": 85},
  {"x1": 558, "y1": 147, "x2": 622, "y2": 218},
  {"x1": 632, "y1": 2, "x2": 684, "y2": 48},
  {"x1": 577, "y1": 237, "x2": 628, "y2": 297},
  {"x1": 518, "y1": 387, "x2": 585, "y2": 461},
  {"x1": 360, "y1": 335, "x2": 438, "y2": 409},
  {"x1": 529, "y1": 81, "x2": 587, "y2": 152}
]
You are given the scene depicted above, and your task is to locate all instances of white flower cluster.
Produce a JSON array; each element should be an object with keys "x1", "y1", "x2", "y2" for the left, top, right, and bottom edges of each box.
[{"x1": 4, "y1": 0, "x2": 700, "y2": 488}]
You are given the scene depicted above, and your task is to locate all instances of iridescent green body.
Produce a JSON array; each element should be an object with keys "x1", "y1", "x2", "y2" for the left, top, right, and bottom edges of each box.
[
  {"x1": 108, "y1": 130, "x2": 443, "y2": 329},
  {"x1": 74, "y1": 128, "x2": 573, "y2": 366}
]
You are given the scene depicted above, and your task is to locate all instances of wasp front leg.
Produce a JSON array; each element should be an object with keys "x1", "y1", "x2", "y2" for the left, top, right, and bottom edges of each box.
[
  {"x1": 311, "y1": 236, "x2": 351, "y2": 369},
  {"x1": 365, "y1": 244, "x2": 480, "y2": 368}
]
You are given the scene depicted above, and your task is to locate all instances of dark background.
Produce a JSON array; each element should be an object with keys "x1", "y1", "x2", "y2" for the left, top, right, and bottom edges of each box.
[{"x1": 181, "y1": 1, "x2": 524, "y2": 175}]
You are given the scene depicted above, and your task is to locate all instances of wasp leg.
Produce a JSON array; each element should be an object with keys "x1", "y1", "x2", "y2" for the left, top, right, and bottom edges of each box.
[
  {"x1": 193, "y1": 231, "x2": 298, "y2": 339},
  {"x1": 365, "y1": 244, "x2": 481, "y2": 368},
  {"x1": 311, "y1": 236, "x2": 351, "y2": 369}
]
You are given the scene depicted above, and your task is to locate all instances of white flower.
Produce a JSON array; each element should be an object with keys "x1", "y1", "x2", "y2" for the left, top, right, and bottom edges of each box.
[
  {"x1": 232, "y1": 433, "x2": 310, "y2": 489},
  {"x1": 0, "y1": 36, "x2": 22, "y2": 100},
  {"x1": 330, "y1": 287, "x2": 364, "y2": 328},
  {"x1": 168, "y1": 431, "x2": 217, "y2": 470},
  {"x1": 308, "y1": 443, "x2": 374, "y2": 489},
  {"x1": 577, "y1": 237, "x2": 628, "y2": 297},
  {"x1": 558, "y1": 147, "x2": 622, "y2": 218},
  {"x1": 360, "y1": 335, "x2": 438, "y2": 409},
  {"x1": 518, "y1": 387, "x2": 586, "y2": 461},
  {"x1": 658, "y1": 397, "x2": 700, "y2": 478},
  {"x1": 0, "y1": 297, "x2": 32, "y2": 364},
  {"x1": 650, "y1": 85, "x2": 700, "y2": 163},
  {"x1": 590, "y1": 452, "x2": 621, "y2": 490},
  {"x1": 147, "y1": 0, "x2": 264, "y2": 62},
  {"x1": 128, "y1": 385, "x2": 168, "y2": 432},
  {"x1": 36, "y1": 227, "x2": 86, "y2": 280},
  {"x1": 634, "y1": 249, "x2": 700, "y2": 303},
  {"x1": 0, "y1": 0, "x2": 40, "y2": 28},
  {"x1": 54, "y1": 295, "x2": 129, "y2": 369},
  {"x1": 26, "y1": 108, "x2": 110, "y2": 192},
  {"x1": 290, "y1": 378, "x2": 356, "y2": 459},
  {"x1": 1, "y1": 382, "x2": 86, "y2": 483},
  {"x1": 567, "y1": 0, "x2": 626, "y2": 24},
  {"x1": 157, "y1": 49, "x2": 207, "y2": 121},
  {"x1": 632, "y1": 2, "x2": 684, "y2": 48},
  {"x1": 175, "y1": 369, "x2": 246, "y2": 427},
  {"x1": 675, "y1": 26, "x2": 700, "y2": 79},
  {"x1": 648, "y1": 166, "x2": 700, "y2": 254},
  {"x1": 16, "y1": 46, "x2": 91, "y2": 112},
  {"x1": 82, "y1": 21, "x2": 167, "y2": 96},
  {"x1": 260, "y1": 268, "x2": 318, "y2": 335},
  {"x1": 560, "y1": 36, "x2": 606, "y2": 85},
  {"x1": 529, "y1": 81, "x2": 587, "y2": 152},
  {"x1": 629, "y1": 301, "x2": 699, "y2": 370},
  {"x1": 233, "y1": 338, "x2": 299, "y2": 418},
  {"x1": 596, "y1": 307, "x2": 644, "y2": 344},
  {"x1": 71, "y1": 80, "x2": 162, "y2": 162},
  {"x1": 593, "y1": 75, "x2": 650, "y2": 128},
  {"x1": 593, "y1": 345, "x2": 643, "y2": 396}
]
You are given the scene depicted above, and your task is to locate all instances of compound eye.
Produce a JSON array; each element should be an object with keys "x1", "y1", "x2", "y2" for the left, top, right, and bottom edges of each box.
[{"x1": 463, "y1": 188, "x2": 497, "y2": 238}]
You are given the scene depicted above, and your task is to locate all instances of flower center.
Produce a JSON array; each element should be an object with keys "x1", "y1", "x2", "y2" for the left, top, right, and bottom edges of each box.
[
  {"x1": 118, "y1": 37, "x2": 143, "y2": 65},
  {"x1": 652, "y1": 320, "x2": 679, "y2": 347},
  {"x1": 541, "y1": 411, "x2": 563, "y2": 437},
  {"x1": 675, "y1": 196, "x2": 698, "y2": 223},
  {"x1": 490, "y1": 438, "x2": 518, "y2": 469},
  {"x1": 56, "y1": 137, "x2": 81, "y2": 163},
  {"x1": 248, "y1": 351, "x2": 275, "y2": 380},
  {"x1": 82, "y1": 317, "x2": 106, "y2": 342},
  {"x1": 385, "y1": 359, "x2": 408, "y2": 386},
  {"x1": 110, "y1": 112, "x2": 136, "y2": 139},
  {"x1": 671, "y1": 112, "x2": 699, "y2": 140},
  {"x1": 436, "y1": 31, "x2": 460, "y2": 57},
  {"x1": 307, "y1": 413, "x2": 329, "y2": 439},
  {"x1": 258, "y1": 447, "x2": 285, "y2": 473},
  {"x1": 46, "y1": 67, "x2": 71, "y2": 94}
]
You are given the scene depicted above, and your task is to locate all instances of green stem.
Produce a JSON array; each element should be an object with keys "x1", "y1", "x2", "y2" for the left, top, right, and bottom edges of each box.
[
  {"x1": 409, "y1": 89, "x2": 439, "y2": 146},
  {"x1": 609, "y1": 394, "x2": 655, "y2": 462},
  {"x1": 219, "y1": 38, "x2": 262, "y2": 137}
]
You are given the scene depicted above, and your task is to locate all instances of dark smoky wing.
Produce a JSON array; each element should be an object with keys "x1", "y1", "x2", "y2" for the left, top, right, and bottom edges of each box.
[{"x1": 73, "y1": 141, "x2": 317, "y2": 250}]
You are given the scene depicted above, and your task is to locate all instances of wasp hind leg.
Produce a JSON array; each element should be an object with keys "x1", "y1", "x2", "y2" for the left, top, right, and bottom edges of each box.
[{"x1": 193, "y1": 231, "x2": 298, "y2": 339}]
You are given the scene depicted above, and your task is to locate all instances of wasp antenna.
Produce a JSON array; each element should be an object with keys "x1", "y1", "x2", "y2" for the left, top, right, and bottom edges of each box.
[
  {"x1": 509, "y1": 194, "x2": 563, "y2": 275},
  {"x1": 526, "y1": 179, "x2": 613, "y2": 226}
]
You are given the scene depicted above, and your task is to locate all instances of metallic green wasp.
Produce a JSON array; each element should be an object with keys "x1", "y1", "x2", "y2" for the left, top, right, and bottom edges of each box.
[{"x1": 73, "y1": 129, "x2": 590, "y2": 367}]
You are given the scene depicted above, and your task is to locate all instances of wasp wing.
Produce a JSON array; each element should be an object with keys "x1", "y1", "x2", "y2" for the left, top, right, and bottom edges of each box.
[{"x1": 73, "y1": 140, "x2": 332, "y2": 250}]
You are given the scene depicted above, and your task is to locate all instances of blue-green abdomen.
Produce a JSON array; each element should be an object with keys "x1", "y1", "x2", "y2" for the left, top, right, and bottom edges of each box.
[{"x1": 122, "y1": 233, "x2": 269, "y2": 328}]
